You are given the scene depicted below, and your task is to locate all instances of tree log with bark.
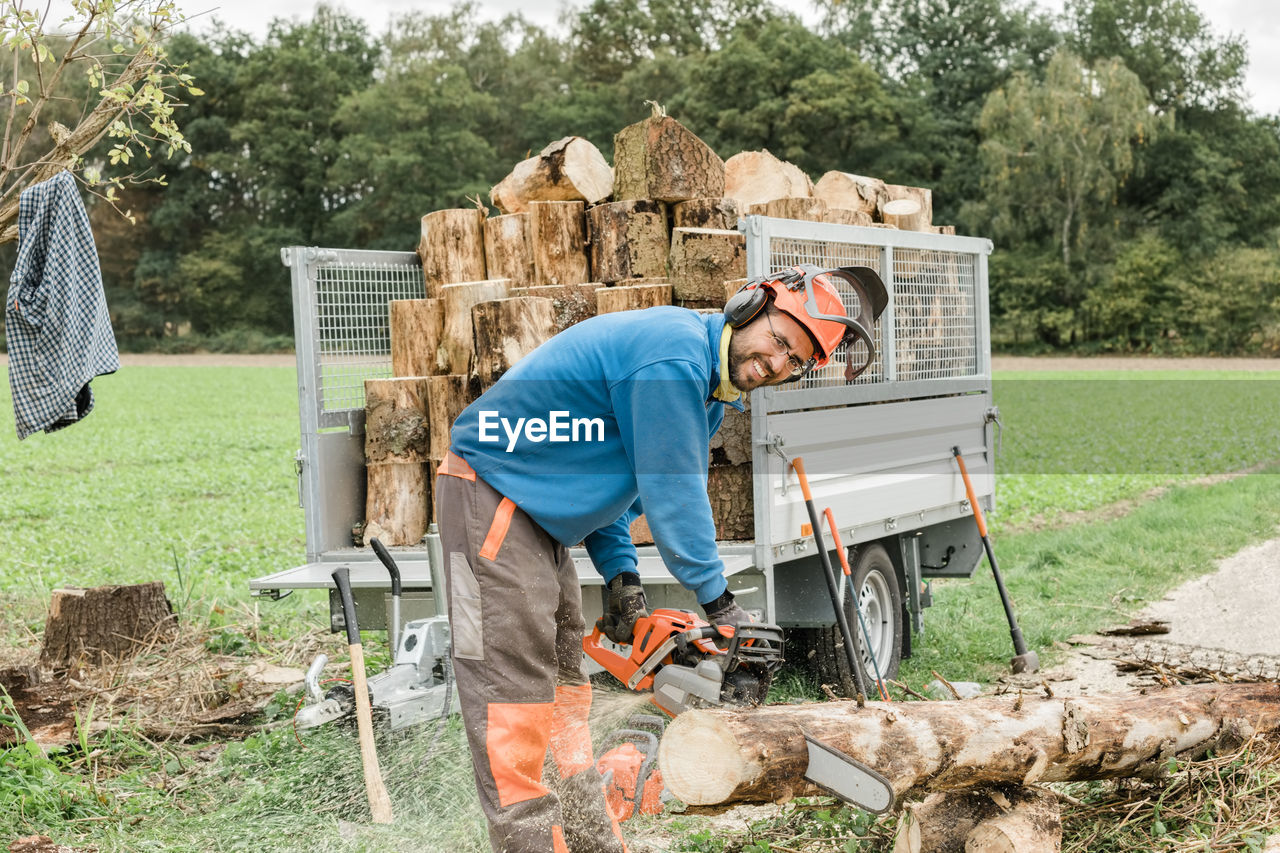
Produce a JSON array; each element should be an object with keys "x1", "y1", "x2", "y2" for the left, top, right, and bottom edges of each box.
[
  {"x1": 658, "y1": 683, "x2": 1280, "y2": 808},
  {"x1": 418, "y1": 208, "x2": 487, "y2": 298},
  {"x1": 483, "y1": 213, "x2": 535, "y2": 289},
  {"x1": 512, "y1": 283, "x2": 603, "y2": 332},
  {"x1": 596, "y1": 282, "x2": 673, "y2": 314},
  {"x1": 747, "y1": 196, "x2": 829, "y2": 222},
  {"x1": 390, "y1": 298, "x2": 446, "y2": 377},
  {"x1": 471, "y1": 297, "x2": 556, "y2": 391},
  {"x1": 673, "y1": 197, "x2": 739, "y2": 231},
  {"x1": 669, "y1": 227, "x2": 747, "y2": 305},
  {"x1": 490, "y1": 136, "x2": 613, "y2": 214},
  {"x1": 425, "y1": 374, "x2": 473, "y2": 460},
  {"x1": 440, "y1": 279, "x2": 511, "y2": 375},
  {"x1": 528, "y1": 200, "x2": 591, "y2": 286},
  {"x1": 364, "y1": 378, "x2": 429, "y2": 463},
  {"x1": 814, "y1": 171, "x2": 887, "y2": 219},
  {"x1": 881, "y1": 185, "x2": 934, "y2": 232},
  {"x1": 587, "y1": 199, "x2": 669, "y2": 283},
  {"x1": 612, "y1": 108, "x2": 725, "y2": 202},
  {"x1": 893, "y1": 786, "x2": 1062, "y2": 853}
]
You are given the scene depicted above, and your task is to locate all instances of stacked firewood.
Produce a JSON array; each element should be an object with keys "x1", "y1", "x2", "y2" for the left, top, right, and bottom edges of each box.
[{"x1": 361, "y1": 110, "x2": 953, "y2": 546}]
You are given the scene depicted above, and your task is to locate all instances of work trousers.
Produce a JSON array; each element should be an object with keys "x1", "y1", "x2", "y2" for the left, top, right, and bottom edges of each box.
[{"x1": 436, "y1": 453, "x2": 628, "y2": 853}]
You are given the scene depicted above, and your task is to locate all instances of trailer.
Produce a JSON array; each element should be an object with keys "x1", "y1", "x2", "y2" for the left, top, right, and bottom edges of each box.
[{"x1": 250, "y1": 216, "x2": 998, "y2": 689}]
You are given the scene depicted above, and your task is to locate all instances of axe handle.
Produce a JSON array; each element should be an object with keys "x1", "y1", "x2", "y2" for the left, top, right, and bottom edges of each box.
[{"x1": 332, "y1": 567, "x2": 394, "y2": 824}]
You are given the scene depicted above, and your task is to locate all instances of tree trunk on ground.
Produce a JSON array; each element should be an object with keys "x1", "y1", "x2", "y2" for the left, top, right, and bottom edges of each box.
[
  {"x1": 814, "y1": 171, "x2": 887, "y2": 219},
  {"x1": 708, "y1": 463, "x2": 753, "y2": 541},
  {"x1": 490, "y1": 136, "x2": 613, "y2": 214},
  {"x1": 426, "y1": 374, "x2": 472, "y2": 460},
  {"x1": 512, "y1": 283, "x2": 603, "y2": 332},
  {"x1": 440, "y1": 279, "x2": 511, "y2": 375},
  {"x1": 419, "y1": 209, "x2": 486, "y2": 298},
  {"x1": 40, "y1": 583, "x2": 177, "y2": 669},
  {"x1": 364, "y1": 462, "x2": 429, "y2": 546},
  {"x1": 724, "y1": 150, "x2": 814, "y2": 210},
  {"x1": 613, "y1": 113, "x2": 725, "y2": 202},
  {"x1": 471, "y1": 297, "x2": 556, "y2": 391},
  {"x1": 528, "y1": 200, "x2": 590, "y2": 286},
  {"x1": 669, "y1": 227, "x2": 747, "y2": 305},
  {"x1": 483, "y1": 213, "x2": 535, "y2": 289},
  {"x1": 657, "y1": 683, "x2": 1280, "y2": 808},
  {"x1": 893, "y1": 787, "x2": 1062, "y2": 853},
  {"x1": 587, "y1": 199, "x2": 669, "y2": 283},
  {"x1": 364, "y1": 378, "x2": 430, "y2": 464},
  {"x1": 390, "y1": 298, "x2": 446, "y2": 377},
  {"x1": 747, "y1": 196, "x2": 828, "y2": 222},
  {"x1": 881, "y1": 185, "x2": 933, "y2": 232},
  {"x1": 596, "y1": 283, "x2": 672, "y2": 314},
  {"x1": 673, "y1": 197, "x2": 739, "y2": 231}
]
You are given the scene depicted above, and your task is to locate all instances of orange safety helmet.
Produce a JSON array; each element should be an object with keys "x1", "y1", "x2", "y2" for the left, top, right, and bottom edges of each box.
[{"x1": 724, "y1": 264, "x2": 888, "y2": 381}]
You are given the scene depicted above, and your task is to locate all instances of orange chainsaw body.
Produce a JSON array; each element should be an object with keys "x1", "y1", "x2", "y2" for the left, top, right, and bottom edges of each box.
[{"x1": 582, "y1": 608, "x2": 726, "y2": 691}]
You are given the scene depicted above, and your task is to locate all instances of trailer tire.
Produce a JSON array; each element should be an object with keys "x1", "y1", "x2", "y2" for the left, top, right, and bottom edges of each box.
[{"x1": 810, "y1": 543, "x2": 902, "y2": 697}]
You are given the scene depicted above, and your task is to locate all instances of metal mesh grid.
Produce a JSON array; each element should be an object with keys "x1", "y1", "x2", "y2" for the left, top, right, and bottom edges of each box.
[
  {"x1": 312, "y1": 260, "x2": 425, "y2": 415},
  {"x1": 767, "y1": 235, "x2": 979, "y2": 388},
  {"x1": 892, "y1": 248, "x2": 978, "y2": 380}
]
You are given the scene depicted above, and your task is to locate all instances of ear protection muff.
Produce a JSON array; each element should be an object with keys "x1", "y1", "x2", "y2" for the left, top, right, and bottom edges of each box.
[{"x1": 723, "y1": 279, "x2": 771, "y2": 328}]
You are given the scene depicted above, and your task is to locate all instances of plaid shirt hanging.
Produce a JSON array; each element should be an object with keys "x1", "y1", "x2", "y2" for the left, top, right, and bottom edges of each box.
[{"x1": 6, "y1": 170, "x2": 120, "y2": 439}]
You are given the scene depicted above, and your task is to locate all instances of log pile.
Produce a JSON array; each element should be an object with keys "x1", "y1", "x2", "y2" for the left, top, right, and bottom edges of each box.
[{"x1": 361, "y1": 111, "x2": 955, "y2": 545}]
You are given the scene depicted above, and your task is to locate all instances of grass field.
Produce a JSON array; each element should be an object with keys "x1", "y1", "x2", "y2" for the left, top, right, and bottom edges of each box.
[{"x1": 2, "y1": 363, "x2": 1279, "y2": 851}]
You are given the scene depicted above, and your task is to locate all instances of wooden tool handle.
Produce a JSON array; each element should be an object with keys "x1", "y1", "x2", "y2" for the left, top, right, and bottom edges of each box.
[{"x1": 348, "y1": 642, "x2": 394, "y2": 824}]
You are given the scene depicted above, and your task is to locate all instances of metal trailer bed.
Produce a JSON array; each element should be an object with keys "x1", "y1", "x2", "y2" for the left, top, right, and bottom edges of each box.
[{"x1": 250, "y1": 216, "x2": 998, "y2": 679}]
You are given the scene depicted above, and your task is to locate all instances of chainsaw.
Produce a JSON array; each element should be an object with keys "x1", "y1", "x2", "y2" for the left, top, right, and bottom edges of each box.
[{"x1": 583, "y1": 608, "x2": 785, "y2": 715}]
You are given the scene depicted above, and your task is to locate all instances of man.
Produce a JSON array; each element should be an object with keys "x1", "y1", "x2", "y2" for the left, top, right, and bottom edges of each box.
[{"x1": 434, "y1": 265, "x2": 886, "y2": 853}]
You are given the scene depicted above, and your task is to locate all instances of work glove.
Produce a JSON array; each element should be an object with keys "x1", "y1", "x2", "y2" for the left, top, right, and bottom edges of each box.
[
  {"x1": 702, "y1": 590, "x2": 753, "y2": 633},
  {"x1": 599, "y1": 572, "x2": 649, "y2": 644}
]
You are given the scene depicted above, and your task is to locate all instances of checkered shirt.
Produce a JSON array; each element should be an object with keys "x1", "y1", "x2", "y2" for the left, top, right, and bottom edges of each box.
[{"x1": 6, "y1": 170, "x2": 119, "y2": 439}]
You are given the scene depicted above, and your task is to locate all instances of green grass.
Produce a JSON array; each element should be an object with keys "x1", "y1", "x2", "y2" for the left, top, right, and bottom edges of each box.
[{"x1": 2, "y1": 364, "x2": 1280, "y2": 851}]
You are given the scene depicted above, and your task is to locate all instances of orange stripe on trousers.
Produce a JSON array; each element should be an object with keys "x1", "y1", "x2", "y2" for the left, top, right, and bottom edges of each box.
[
  {"x1": 479, "y1": 497, "x2": 516, "y2": 561},
  {"x1": 486, "y1": 702, "x2": 554, "y2": 808}
]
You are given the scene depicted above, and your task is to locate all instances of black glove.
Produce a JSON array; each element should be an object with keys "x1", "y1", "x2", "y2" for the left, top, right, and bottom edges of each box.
[
  {"x1": 599, "y1": 572, "x2": 649, "y2": 644},
  {"x1": 702, "y1": 590, "x2": 752, "y2": 632}
]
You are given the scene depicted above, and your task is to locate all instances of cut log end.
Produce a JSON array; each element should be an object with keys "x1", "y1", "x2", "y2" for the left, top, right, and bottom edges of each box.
[{"x1": 658, "y1": 709, "x2": 758, "y2": 805}]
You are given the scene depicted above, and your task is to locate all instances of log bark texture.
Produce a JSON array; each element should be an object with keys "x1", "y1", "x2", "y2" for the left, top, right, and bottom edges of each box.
[
  {"x1": 528, "y1": 200, "x2": 591, "y2": 286},
  {"x1": 483, "y1": 213, "x2": 535, "y2": 289},
  {"x1": 613, "y1": 114, "x2": 725, "y2": 202},
  {"x1": 471, "y1": 297, "x2": 556, "y2": 391},
  {"x1": 657, "y1": 683, "x2": 1280, "y2": 807},
  {"x1": 724, "y1": 150, "x2": 813, "y2": 209},
  {"x1": 709, "y1": 398, "x2": 751, "y2": 466},
  {"x1": 364, "y1": 378, "x2": 430, "y2": 464},
  {"x1": 827, "y1": 208, "x2": 875, "y2": 227},
  {"x1": 40, "y1": 583, "x2": 177, "y2": 669},
  {"x1": 425, "y1": 374, "x2": 472, "y2": 460},
  {"x1": 747, "y1": 196, "x2": 829, "y2": 222},
  {"x1": 596, "y1": 283, "x2": 672, "y2": 314},
  {"x1": 673, "y1": 197, "x2": 739, "y2": 231},
  {"x1": 668, "y1": 227, "x2": 746, "y2": 304},
  {"x1": 587, "y1": 199, "x2": 669, "y2": 283},
  {"x1": 490, "y1": 136, "x2": 613, "y2": 214},
  {"x1": 390, "y1": 299, "x2": 446, "y2": 378},
  {"x1": 881, "y1": 185, "x2": 933, "y2": 232},
  {"x1": 893, "y1": 787, "x2": 1061, "y2": 853},
  {"x1": 708, "y1": 463, "x2": 753, "y2": 541},
  {"x1": 440, "y1": 279, "x2": 511, "y2": 375},
  {"x1": 364, "y1": 462, "x2": 429, "y2": 546},
  {"x1": 419, "y1": 209, "x2": 486, "y2": 298},
  {"x1": 814, "y1": 171, "x2": 887, "y2": 218},
  {"x1": 512, "y1": 283, "x2": 603, "y2": 332}
]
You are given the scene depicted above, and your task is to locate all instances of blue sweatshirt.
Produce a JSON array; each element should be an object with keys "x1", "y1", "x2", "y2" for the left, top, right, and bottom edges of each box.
[{"x1": 449, "y1": 306, "x2": 743, "y2": 605}]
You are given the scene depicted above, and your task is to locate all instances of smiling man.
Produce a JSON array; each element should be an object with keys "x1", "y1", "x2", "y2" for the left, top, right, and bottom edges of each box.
[{"x1": 434, "y1": 265, "x2": 886, "y2": 853}]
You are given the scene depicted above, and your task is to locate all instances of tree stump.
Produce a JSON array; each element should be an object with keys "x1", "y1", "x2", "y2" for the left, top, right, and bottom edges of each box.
[
  {"x1": 881, "y1": 185, "x2": 933, "y2": 232},
  {"x1": 390, "y1": 298, "x2": 446, "y2": 377},
  {"x1": 418, "y1": 209, "x2": 486, "y2": 298},
  {"x1": 364, "y1": 378, "x2": 430, "y2": 464},
  {"x1": 587, "y1": 199, "x2": 669, "y2": 283},
  {"x1": 612, "y1": 112, "x2": 725, "y2": 202},
  {"x1": 440, "y1": 279, "x2": 511, "y2": 375},
  {"x1": 471, "y1": 297, "x2": 556, "y2": 391},
  {"x1": 724, "y1": 150, "x2": 813, "y2": 210},
  {"x1": 814, "y1": 171, "x2": 887, "y2": 219},
  {"x1": 669, "y1": 227, "x2": 746, "y2": 304},
  {"x1": 426, "y1": 374, "x2": 473, "y2": 460},
  {"x1": 747, "y1": 196, "x2": 829, "y2": 222},
  {"x1": 40, "y1": 583, "x2": 177, "y2": 669},
  {"x1": 483, "y1": 213, "x2": 535, "y2": 290},
  {"x1": 596, "y1": 283, "x2": 672, "y2": 314},
  {"x1": 364, "y1": 462, "x2": 429, "y2": 546},
  {"x1": 512, "y1": 283, "x2": 603, "y2": 332},
  {"x1": 528, "y1": 200, "x2": 590, "y2": 286},
  {"x1": 673, "y1": 197, "x2": 739, "y2": 231},
  {"x1": 490, "y1": 136, "x2": 613, "y2": 214}
]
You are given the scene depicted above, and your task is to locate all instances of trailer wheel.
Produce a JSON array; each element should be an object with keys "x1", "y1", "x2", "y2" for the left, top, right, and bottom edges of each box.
[{"x1": 810, "y1": 543, "x2": 903, "y2": 697}]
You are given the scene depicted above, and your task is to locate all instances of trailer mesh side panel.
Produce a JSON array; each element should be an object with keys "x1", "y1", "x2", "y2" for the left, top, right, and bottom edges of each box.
[
  {"x1": 767, "y1": 236, "x2": 978, "y2": 389},
  {"x1": 312, "y1": 260, "x2": 425, "y2": 417}
]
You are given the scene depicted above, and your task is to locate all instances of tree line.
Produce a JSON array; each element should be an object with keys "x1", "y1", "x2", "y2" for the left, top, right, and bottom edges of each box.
[{"x1": 4, "y1": 0, "x2": 1279, "y2": 354}]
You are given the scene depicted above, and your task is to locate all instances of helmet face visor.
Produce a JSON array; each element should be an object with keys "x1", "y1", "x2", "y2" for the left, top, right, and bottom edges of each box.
[{"x1": 762, "y1": 264, "x2": 888, "y2": 382}]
